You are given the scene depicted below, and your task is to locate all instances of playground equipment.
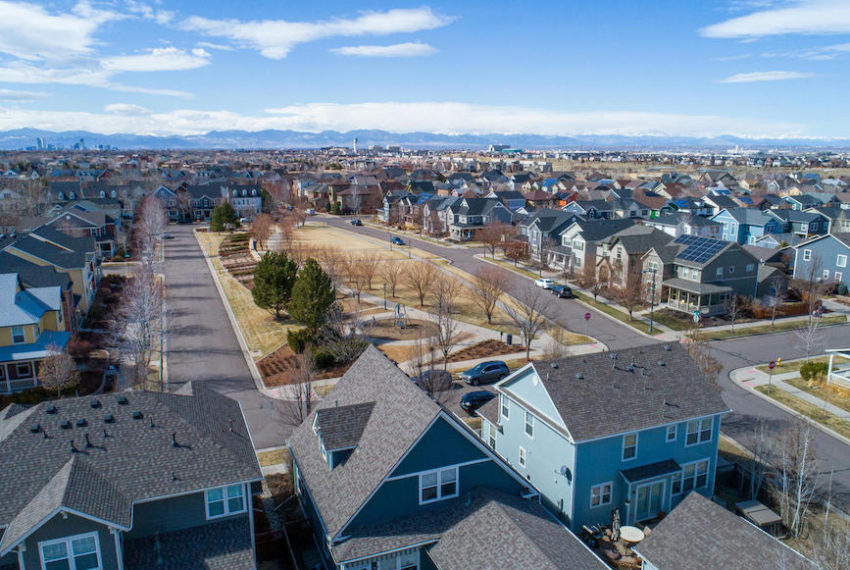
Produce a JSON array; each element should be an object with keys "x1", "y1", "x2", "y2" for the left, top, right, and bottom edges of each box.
[{"x1": 395, "y1": 303, "x2": 409, "y2": 330}]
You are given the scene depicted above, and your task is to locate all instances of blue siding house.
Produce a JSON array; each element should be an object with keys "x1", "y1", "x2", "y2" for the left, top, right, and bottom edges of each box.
[
  {"x1": 288, "y1": 346, "x2": 606, "y2": 570},
  {"x1": 793, "y1": 233, "x2": 850, "y2": 290},
  {"x1": 711, "y1": 208, "x2": 781, "y2": 245},
  {"x1": 478, "y1": 344, "x2": 729, "y2": 532}
]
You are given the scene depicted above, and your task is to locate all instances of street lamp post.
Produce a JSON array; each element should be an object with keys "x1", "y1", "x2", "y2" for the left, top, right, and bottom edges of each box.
[
  {"x1": 383, "y1": 282, "x2": 387, "y2": 310},
  {"x1": 389, "y1": 230, "x2": 393, "y2": 251},
  {"x1": 642, "y1": 267, "x2": 657, "y2": 334}
]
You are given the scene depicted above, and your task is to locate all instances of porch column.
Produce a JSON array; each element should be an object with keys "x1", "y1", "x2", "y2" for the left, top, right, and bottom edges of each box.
[{"x1": 1, "y1": 364, "x2": 8, "y2": 393}]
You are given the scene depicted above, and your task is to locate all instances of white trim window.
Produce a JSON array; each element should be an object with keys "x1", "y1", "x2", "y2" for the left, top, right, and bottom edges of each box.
[
  {"x1": 524, "y1": 411, "x2": 534, "y2": 438},
  {"x1": 666, "y1": 424, "x2": 677, "y2": 442},
  {"x1": 838, "y1": 254, "x2": 848, "y2": 268},
  {"x1": 519, "y1": 446, "x2": 527, "y2": 467},
  {"x1": 16, "y1": 362, "x2": 32, "y2": 377},
  {"x1": 487, "y1": 423, "x2": 497, "y2": 449},
  {"x1": 836, "y1": 272, "x2": 843, "y2": 283},
  {"x1": 686, "y1": 418, "x2": 712, "y2": 446},
  {"x1": 803, "y1": 249, "x2": 812, "y2": 261},
  {"x1": 11, "y1": 326, "x2": 25, "y2": 344},
  {"x1": 205, "y1": 484, "x2": 246, "y2": 519},
  {"x1": 501, "y1": 396, "x2": 509, "y2": 421},
  {"x1": 622, "y1": 433, "x2": 638, "y2": 461},
  {"x1": 376, "y1": 550, "x2": 419, "y2": 570},
  {"x1": 823, "y1": 269, "x2": 830, "y2": 280},
  {"x1": 590, "y1": 482, "x2": 612, "y2": 508},
  {"x1": 746, "y1": 263, "x2": 754, "y2": 272},
  {"x1": 419, "y1": 467, "x2": 458, "y2": 504},
  {"x1": 39, "y1": 532, "x2": 102, "y2": 570},
  {"x1": 677, "y1": 459, "x2": 710, "y2": 493}
]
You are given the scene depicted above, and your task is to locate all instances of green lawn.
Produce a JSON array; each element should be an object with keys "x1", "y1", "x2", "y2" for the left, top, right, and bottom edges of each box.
[
  {"x1": 754, "y1": 355, "x2": 847, "y2": 374},
  {"x1": 701, "y1": 315, "x2": 846, "y2": 341},
  {"x1": 573, "y1": 292, "x2": 655, "y2": 335},
  {"x1": 649, "y1": 309, "x2": 693, "y2": 331},
  {"x1": 755, "y1": 385, "x2": 850, "y2": 439}
]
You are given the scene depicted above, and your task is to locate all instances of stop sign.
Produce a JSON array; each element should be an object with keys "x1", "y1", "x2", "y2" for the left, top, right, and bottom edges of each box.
[
  {"x1": 768, "y1": 361, "x2": 776, "y2": 370},
  {"x1": 584, "y1": 312, "x2": 591, "y2": 321}
]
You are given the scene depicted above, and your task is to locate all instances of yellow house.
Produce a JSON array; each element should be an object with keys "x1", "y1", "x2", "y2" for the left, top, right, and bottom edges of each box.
[{"x1": 0, "y1": 273, "x2": 71, "y2": 393}]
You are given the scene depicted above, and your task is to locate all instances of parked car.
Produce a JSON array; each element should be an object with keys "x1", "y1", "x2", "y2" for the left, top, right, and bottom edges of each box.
[
  {"x1": 305, "y1": 208, "x2": 316, "y2": 215},
  {"x1": 460, "y1": 390, "x2": 496, "y2": 414},
  {"x1": 459, "y1": 361, "x2": 509, "y2": 386},
  {"x1": 350, "y1": 218, "x2": 363, "y2": 226},
  {"x1": 534, "y1": 278, "x2": 554, "y2": 289},
  {"x1": 411, "y1": 369, "x2": 453, "y2": 392},
  {"x1": 391, "y1": 236, "x2": 405, "y2": 245},
  {"x1": 551, "y1": 284, "x2": 573, "y2": 298},
  {"x1": 161, "y1": 231, "x2": 173, "y2": 239}
]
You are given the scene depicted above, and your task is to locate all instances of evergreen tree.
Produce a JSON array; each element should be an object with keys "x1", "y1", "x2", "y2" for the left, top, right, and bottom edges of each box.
[
  {"x1": 289, "y1": 258, "x2": 335, "y2": 331},
  {"x1": 210, "y1": 202, "x2": 239, "y2": 231},
  {"x1": 252, "y1": 251, "x2": 298, "y2": 318}
]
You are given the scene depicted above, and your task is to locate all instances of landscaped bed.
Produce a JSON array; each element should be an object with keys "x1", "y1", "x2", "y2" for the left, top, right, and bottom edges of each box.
[
  {"x1": 364, "y1": 318, "x2": 438, "y2": 341},
  {"x1": 257, "y1": 345, "x2": 351, "y2": 387},
  {"x1": 446, "y1": 340, "x2": 518, "y2": 363}
]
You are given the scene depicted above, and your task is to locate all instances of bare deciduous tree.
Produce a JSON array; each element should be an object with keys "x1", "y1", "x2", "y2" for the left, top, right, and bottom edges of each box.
[
  {"x1": 38, "y1": 343, "x2": 78, "y2": 398},
  {"x1": 684, "y1": 325, "x2": 723, "y2": 382},
  {"x1": 113, "y1": 266, "x2": 163, "y2": 390},
  {"x1": 775, "y1": 419, "x2": 818, "y2": 538},
  {"x1": 479, "y1": 221, "x2": 513, "y2": 258},
  {"x1": 472, "y1": 266, "x2": 508, "y2": 324},
  {"x1": 135, "y1": 195, "x2": 167, "y2": 267},
  {"x1": 286, "y1": 350, "x2": 317, "y2": 426},
  {"x1": 381, "y1": 261, "x2": 404, "y2": 298},
  {"x1": 747, "y1": 417, "x2": 771, "y2": 501},
  {"x1": 359, "y1": 252, "x2": 380, "y2": 291},
  {"x1": 251, "y1": 213, "x2": 274, "y2": 250},
  {"x1": 728, "y1": 295, "x2": 751, "y2": 330},
  {"x1": 503, "y1": 287, "x2": 552, "y2": 360},
  {"x1": 430, "y1": 277, "x2": 461, "y2": 368},
  {"x1": 404, "y1": 262, "x2": 438, "y2": 307},
  {"x1": 794, "y1": 319, "x2": 824, "y2": 362}
]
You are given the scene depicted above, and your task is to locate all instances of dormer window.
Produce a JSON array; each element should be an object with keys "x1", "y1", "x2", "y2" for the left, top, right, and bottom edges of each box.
[{"x1": 419, "y1": 467, "x2": 458, "y2": 504}]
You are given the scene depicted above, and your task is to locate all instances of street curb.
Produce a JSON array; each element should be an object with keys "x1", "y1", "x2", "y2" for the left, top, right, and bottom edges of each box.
[
  {"x1": 193, "y1": 229, "x2": 275, "y2": 398},
  {"x1": 729, "y1": 366, "x2": 850, "y2": 448}
]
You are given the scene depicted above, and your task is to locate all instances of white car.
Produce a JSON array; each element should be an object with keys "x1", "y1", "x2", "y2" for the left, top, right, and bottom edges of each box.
[
  {"x1": 535, "y1": 278, "x2": 554, "y2": 289},
  {"x1": 305, "y1": 208, "x2": 316, "y2": 216}
]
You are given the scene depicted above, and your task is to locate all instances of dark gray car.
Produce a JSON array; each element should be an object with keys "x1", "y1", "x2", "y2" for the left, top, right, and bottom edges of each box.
[{"x1": 459, "y1": 361, "x2": 509, "y2": 386}]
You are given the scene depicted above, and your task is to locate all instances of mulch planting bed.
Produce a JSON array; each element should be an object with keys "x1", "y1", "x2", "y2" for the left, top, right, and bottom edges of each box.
[{"x1": 447, "y1": 340, "x2": 517, "y2": 363}]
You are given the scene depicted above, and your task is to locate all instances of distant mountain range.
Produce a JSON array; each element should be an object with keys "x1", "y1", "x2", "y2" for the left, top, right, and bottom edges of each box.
[{"x1": 2, "y1": 127, "x2": 850, "y2": 151}]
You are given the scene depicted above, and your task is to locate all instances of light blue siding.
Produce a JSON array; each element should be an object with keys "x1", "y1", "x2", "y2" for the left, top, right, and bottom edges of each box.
[{"x1": 500, "y1": 368, "x2": 566, "y2": 430}]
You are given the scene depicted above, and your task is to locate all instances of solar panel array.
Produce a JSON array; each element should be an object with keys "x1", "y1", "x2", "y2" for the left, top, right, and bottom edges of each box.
[{"x1": 674, "y1": 234, "x2": 726, "y2": 263}]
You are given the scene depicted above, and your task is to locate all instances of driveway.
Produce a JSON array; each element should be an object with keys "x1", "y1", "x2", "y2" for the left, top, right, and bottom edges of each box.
[
  {"x1": 321, "y1": 217, "x2": 654, "y2": 350},
  {"x1": 162, "y1": 224, "x2": 290, "y2": 449}
]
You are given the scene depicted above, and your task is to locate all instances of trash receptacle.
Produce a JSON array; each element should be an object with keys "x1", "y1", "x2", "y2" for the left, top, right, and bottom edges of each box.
[{"x1": 506, "y1": 333, "x2": 513, "y2": 346}]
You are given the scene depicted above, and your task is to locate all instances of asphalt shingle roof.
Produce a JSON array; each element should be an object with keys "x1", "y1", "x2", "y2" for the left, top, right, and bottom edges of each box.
[
  {"x1": 635, "y1": 492, "x2": 815, "y2": 569},
  {"x1": 0, "y1": 385, "x2": 261, "y2": 554},
  {"x1": 315, "y1": 402, "x2": 374, "y2": 451},
  {"x1": 505, "y1": 344, "x2": 728, "y2": 442}
]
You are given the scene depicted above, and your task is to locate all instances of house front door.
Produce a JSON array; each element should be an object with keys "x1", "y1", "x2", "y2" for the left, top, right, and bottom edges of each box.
[{"x1": 635, "y1": 481, "x2": 664, "y2": 522}]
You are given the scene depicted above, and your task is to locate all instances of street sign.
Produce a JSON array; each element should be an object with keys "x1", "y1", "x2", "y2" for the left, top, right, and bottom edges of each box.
[
  {"x1": 693, "y1": 310, "x2": 700, "y2": 324},
  {"x1": 768, "y1": 361, "x2": 776, "y2": 370},
  {"x1": 584, "y1": 312, "x2": 591, "y2": 321}
]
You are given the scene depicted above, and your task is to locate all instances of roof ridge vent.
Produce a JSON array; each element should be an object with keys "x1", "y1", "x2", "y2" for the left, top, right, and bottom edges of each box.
[
  {"x1": 30, "y1": 423, "x2": 40, "y2": 433},
  {"x1": 90, "y1": 399, "x2": 101, "y2": 409},
  {"x1": 117, "y1": 396, "x2": 129, "y2": 405},
  {"x1": 76, "y1": 418, "x2": 87, "y2": 427},
  {"x1": 45, "y1": 405, "x2": 57, "y2": 415},
  {"x1": 575, "y1": 373, "x2": 583, "y2": 380},
  {"x1": 104, "y1": 414, "x2": 115, "y2": 424},
  {"x1": 60, "y1": 420, "x2": 71, "y2": 430},
  {"x1": 132, "y1": 411, "x2": 143, "y2": 420},
  {"x1": 657, "y1": 360, "x2": 666, "y2": 367}
]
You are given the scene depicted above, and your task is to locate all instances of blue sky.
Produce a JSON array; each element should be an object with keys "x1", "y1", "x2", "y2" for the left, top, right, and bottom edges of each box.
[{"x1": 0, "y1": 0, "x2": 848, "y2": 138}]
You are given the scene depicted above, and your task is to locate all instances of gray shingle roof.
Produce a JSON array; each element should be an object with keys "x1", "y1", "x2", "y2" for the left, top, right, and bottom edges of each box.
[
  {"x1": 621, "y1": 459, "x2": 681, "y2": 483},
  {"x1": 287, "y1": 346, "x2": 441, "y2": 538},
  {"x1": 315, "y1": 402, "x2": 374, "y2": 450},
  {"x1": 425, "y1": 488, "x2": 606, "y2": 570},
  {"x1": 635, "y1": 492, "x2": 815, "y2": 569},
  {"x1": 504, "y1": 344, "x2": 728, "y2": 442},
  {"x1": 0, "y1": 385, "x2": 261, "y2": 553}
]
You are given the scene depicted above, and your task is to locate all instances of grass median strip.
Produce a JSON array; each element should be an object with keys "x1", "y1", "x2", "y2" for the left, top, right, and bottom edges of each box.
[
  {"x1": 700, "y1": 315, "x2": 846, "y2": 341},
  {"x1": 573, "y1": 292, "x2": 654, "y2": 335},
  {"x1": 785, "y1": 377, "x2": 850, "y2": 414},
  {"x1": 755, "y1": 385, "x2": 850, "y2": 439}
]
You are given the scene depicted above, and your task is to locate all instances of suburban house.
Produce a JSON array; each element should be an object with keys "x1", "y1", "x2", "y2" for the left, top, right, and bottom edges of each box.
[
  {"x1": 644, "y1": 212, "x2": 721, "y2": 240},
  {"x1": 525, "y1": 209, "x2": 581, "y2": 261},
  {"x1": 634, "y1": 492, "x2": 816, "y2": 569},
  {"x1": 661, "y1": 235, "x2": 760, "y2": 316},
  {"x1": 0, "y1": 253, "x2": 75, "y2": 331},
  {"x1": 44, "y1": 208, "x2": 120, "y2": 258},
  {"x1": 793, "y1": 233, "x2": 850, "y2": 290},
  {"x1": 556, "y1": 218, "x2": 635, "y2": 275},
  {"x1": 185, "y1": 185, "x2": 221, "y2": 221},
  {"x1": 805, "y1": 205, "x2": 850, "y2": 234},
  {"x1": 766, "y1": 209, "x2": 828, "y2": 240},
  {"x1": 477, "y1": 344, "x2": 729, "y2": 531},
  {"x1": 0, "y1": 273, "x2": 71, "y2": 394},
  {"x1": 287, "y1": 346, "x2": 607, "y2": 570},
  {"x1": 711, "y1": 208, "x2": 781, "y2": 245},
  {"x1": 421, "y1": 196, "x2": 459, "y2": 236},
  {"x1": 224, "y1": 185, "x2": 263, "y2": 219},
  {"x1": 0, "y1": 384, "x2": 263, "y2": 569},
  {"x1": 3, "y1": 226, "x2": 101, "y2": 316},
  {"x1": 446, "y1": 197, "x2": 512, "y2": 241},
  {"x1": 594, "y1": 226, "x2": 673, "y2": 291}
]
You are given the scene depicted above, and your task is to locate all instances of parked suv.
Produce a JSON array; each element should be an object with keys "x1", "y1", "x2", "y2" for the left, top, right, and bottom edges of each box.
[
  {"x1": 459, "y1": 361, "x2": 509, "y2": 385},
  {"x1": 551, "y1": 284, "x2": 573, "y2": 298},
  {"x1": 391, "y1": 236, "x2": 405, "y2": 245}
]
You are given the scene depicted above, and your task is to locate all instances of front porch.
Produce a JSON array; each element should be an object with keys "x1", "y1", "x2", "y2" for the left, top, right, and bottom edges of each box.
[
  {"x1": 662, "y1": 278, "x2": 732, "y2": 317},
  {"x1": 0, "y1": 330, "x2": 71, "y2": 393}
]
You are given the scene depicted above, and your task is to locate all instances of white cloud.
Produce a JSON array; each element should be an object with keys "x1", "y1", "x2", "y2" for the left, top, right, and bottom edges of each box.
[
  {"x1": 0, "y1": 101, "x2": 806, "y2": 138},
  {"x1": 0, "y1": 1, "x2": 122, "y2": 61},
  {"x1": 719, "y1": 70, "x2": 813, "y2": 82},
  {"x1": 0, "y1": 61, "x2": 193, "y2": 97},
  {"x1": 196, "y1": 41, "x2": 234, "y2": 51},
  {"x1": 184, "y1": 7, "x2": 453, "y2": 59},
  {"x1": 701, "y1": 0, "x2": 850, "y2": 38},
  {"x1": 102, "y1": 47, "x2": 211, "y2": 73},
  {"x1": 331, "y1": 42, "x2": 436, "y2": 57},
  {"x1": 125, "y1": 1, "x2": 174, "y2": 25},
  {"x1": 104, "y1": 103, "x2": 151, "y2": 115},
  {"x1": 0, "y1": 88, "x2": 48, "y2": 102},
  {"x1": 760, "y1": 41, "x2": 850, "y2": 59}
]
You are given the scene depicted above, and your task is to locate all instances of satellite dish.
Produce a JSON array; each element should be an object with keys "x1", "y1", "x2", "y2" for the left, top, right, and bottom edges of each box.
[
  {"x1": 559, "y1": 465, "x2": 567, "y2": 476},
  {"x1": 559, "y1": 465, "x2": 572, "y2": 482}
]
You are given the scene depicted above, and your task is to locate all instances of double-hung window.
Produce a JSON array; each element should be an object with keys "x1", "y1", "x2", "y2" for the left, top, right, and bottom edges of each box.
[
  {"x1": 716, "y1": 267, "x2": 724, "y2": 278},
  {"x1": 39, "y1": 532, "x2": 101, "y2": 570},
  {"x1": 803, "y1": 249, "x2": 812, "y2": 261},
  {"x1": 838, "y1": 254, "x2": 848, "y2": 268},
  {"x1": 524, "y1": 411, "x2": 534, "y2": 438},
  {"x1": 11, "y1": 326, "x2": 25, "y2": 344},
  {"x1": 666, "y1": 424, "x2": 677, "y2": 442},
  {"x1": 501, "y1": 397, "x2": 509, "y2": 421},
  {"x1": 686, "y1": 418, "x2": 712, "y2": 446},
  {"x1": 488, "y1": 423, "x2": 497, "y2": 449},
  {"x1": 419, "y1": 467, "x2": 458, "y2": 504},
  {"x1": 622, "y1": 433, "x2": 637, "y2": 460},
  {"x1": 679, "y1": 459, "x2": 709, "y2": 492},
  {"x1": 590, "y1": 482, "x2": 612, "y2": 508},
  {"x1": 205, "y1": 484, "x2": 246, "y2": 519},
  {"x1": 519, "y1": 446, "x2": 527, "y2": 468}
]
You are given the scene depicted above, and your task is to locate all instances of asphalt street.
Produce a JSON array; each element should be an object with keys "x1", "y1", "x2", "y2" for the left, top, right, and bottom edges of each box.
[{"x1": 161, "y1": 224, "x2": 290, "y2": 450}]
